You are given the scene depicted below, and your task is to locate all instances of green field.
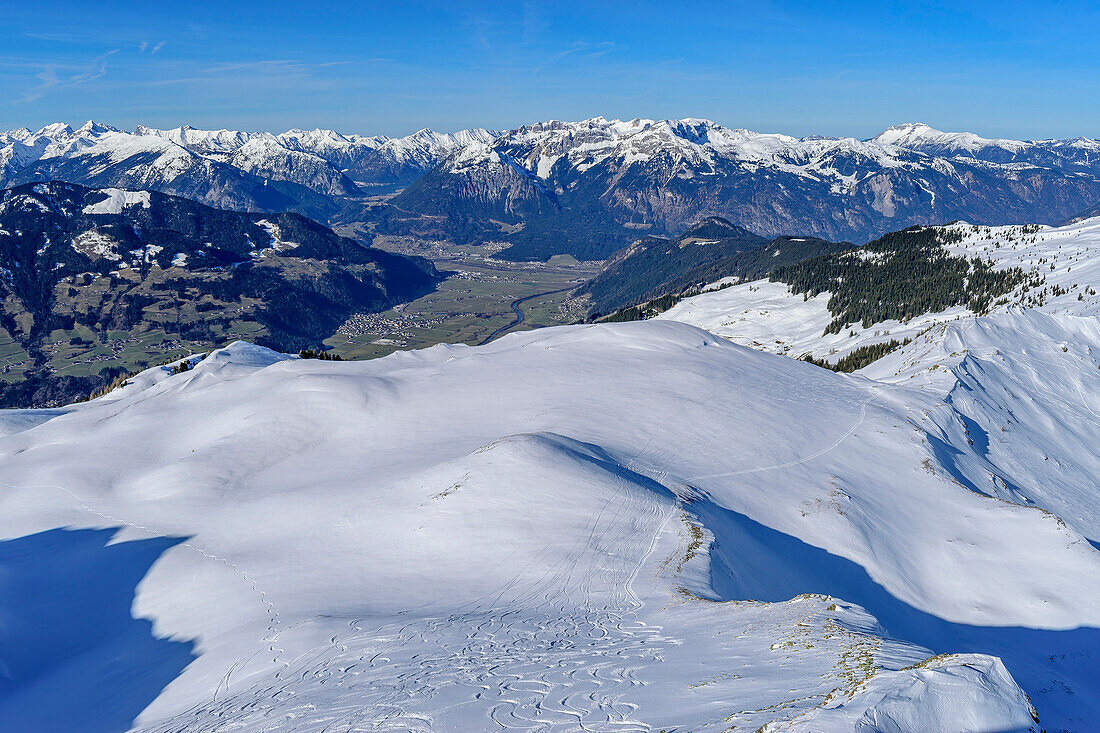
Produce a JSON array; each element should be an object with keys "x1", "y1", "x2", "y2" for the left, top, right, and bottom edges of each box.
[{"x1": 324, "y1": 257, "x2": 598, "y2": 360}]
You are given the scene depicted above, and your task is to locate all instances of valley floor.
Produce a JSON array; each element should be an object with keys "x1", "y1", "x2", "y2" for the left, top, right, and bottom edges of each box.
[{"x1": 324, "y1": 253, "x2": 597, "y2": 359}]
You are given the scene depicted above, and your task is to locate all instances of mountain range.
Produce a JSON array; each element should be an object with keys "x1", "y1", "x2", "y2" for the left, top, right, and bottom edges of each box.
[
  {"x1": 5, "y1": 119, "x2": 1100, "y2": 262},
  {"x1": 391, "y1": 118, "x2": 1100, "y2": 259},
  {"x1": 0, "y1": 121, "x2": 498, "y2": 220}
]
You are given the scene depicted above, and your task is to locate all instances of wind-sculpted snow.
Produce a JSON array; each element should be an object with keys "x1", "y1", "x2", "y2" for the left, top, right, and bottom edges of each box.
[
  {"x1": 879, "y1": 309, "x2": 1100, "y2": 539},
  {"x1": 0, "y1": 321, "x2": 1091, "y2": 730}
]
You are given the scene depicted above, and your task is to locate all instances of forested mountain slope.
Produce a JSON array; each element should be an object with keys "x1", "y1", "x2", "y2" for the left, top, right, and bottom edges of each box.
[
  {"x1": 579, "y1": 216, "x2": 850, "y2": 318},
  {"x1": 0, "y1": 182, "x2": 439, "y2": 406}
]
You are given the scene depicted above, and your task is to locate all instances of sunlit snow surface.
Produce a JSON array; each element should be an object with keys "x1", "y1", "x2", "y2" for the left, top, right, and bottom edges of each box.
[
  {"x1": 653, "y1": 217, "x2": 1100, "y2": 730},
  {"x1": 659, "y1": 217, "x2": 1100, "y2": 371},
  {"x1": 4, "y1": 315, "x2": 1097, "y2": 731}
]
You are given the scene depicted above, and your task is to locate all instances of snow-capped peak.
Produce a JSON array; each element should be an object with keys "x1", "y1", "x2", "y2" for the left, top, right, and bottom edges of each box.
[
  {"x1": 135, "y1": 124, "x2": 254, "y2": 155},
  {"x1": 870, "y1": 122, "x2": 1029, "y2": 154},
  {"x1": 872, "y1": 122, "x2": 945, "y2": 144},
  {"x1": 32, "y1": 122, "x2": 75, "y2": 139},
  {"x1": 1, "y1": 126, "x2": 32, "y2": 141},
  {"x1": 478, "y1": 116, "x2": 909, "y2": 184},
  {"x1": 75, "y1": 120, "x2": 119, "y2": 136}
]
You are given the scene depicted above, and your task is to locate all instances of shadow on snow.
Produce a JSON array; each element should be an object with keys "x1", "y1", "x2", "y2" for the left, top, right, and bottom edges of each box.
[
  {"x1": 0, "y1": 527, "x2": 195, "y2": 733},
  {"x1": 694, "y1": 501, "x2": 1100, "y2": 732}
]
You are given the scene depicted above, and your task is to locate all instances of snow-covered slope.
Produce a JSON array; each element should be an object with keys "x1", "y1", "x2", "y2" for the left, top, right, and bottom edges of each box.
[
  {"x1": 660, "y1": 217, "x2": 1100, "y2": 369},
  {"x1": 339, "y1": 126, "x2": 500, "y2": 187},
  {"x1": 3, "y1": 318, "x2": 1099, "y2": 730},
  {"x1": 659, "y1": 216, "x2": 1100, "y2": 584},
  {"x1": 873, "y1": 122, "x2": 1100, "y2": 168},
  {"x1": 226, "y1": 136, "x2": 362, "y2": 196}
]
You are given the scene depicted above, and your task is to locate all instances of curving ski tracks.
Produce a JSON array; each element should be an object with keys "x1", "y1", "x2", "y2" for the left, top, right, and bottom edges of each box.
[{"x1": 140, "y1": 473, "x2": 679, "y2": 732}]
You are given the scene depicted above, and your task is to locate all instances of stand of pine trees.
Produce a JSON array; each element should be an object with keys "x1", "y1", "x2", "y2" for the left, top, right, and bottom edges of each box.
[
  {"x1": 596, "y1": 291, "x2": 699, "y2": 323},
  {"x1": 771, "y1": 227, "x2": 1041, "y2": 335},
  {"x1": 800, "y1": 338, "x2": 911, "y2": 373},
  {"x1": 298, "y1": 348, "x2": 345, "y2": 361}
]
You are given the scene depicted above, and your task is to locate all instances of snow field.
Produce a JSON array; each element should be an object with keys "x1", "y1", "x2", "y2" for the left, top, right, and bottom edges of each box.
[{"x1": 0, "y1": 321, "x2": 1078, "y2": 729}]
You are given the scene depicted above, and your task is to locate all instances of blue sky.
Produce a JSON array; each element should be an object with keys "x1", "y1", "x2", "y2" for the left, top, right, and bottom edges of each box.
[{"x1": 2, "y1": 1, "x2": 1098, "y2": 139}]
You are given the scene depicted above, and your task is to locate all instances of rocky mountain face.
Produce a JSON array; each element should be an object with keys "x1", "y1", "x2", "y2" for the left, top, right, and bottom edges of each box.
[
  {"x1": 388, "y1": 117, "x2": 1100, "y2": 261},
  {"x1": 337, "y1": 128, "x2": 500, "y2": 190},
  {"x1": 0, "y1": 182, "x2": 440, "y2": 407},
  {"x1": 225, "y1": 137, "x2": 362, "y2": 197},
  {"x1": 1, "y1": 122, "x2": 337, "y2": 220}
]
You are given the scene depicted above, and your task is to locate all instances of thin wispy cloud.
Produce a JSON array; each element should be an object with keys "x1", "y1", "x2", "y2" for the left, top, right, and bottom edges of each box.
[
  {"x1": 534, "y1": 41, "x2": 617, "y2": 74},
  {"x1": 201, "y1": 59, "x2": 309, "y2": 74},
  {"x1": 18, "y1": 48, "x2": 119, "y2": 103},
  {"x1": 147, "y1": 58, "x2": 352, "y2": 88},
  {"x1": 199, "y1": 58, "x2": 352, "y2": 76},
  {"x1": 137, "y1": 40, "x2": 165, "y2": 54}
]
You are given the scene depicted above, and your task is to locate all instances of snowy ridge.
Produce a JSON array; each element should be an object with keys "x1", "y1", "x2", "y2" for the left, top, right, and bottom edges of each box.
[
  {"x1": 484, "y1": 116, "x2": 912, "y2": 184},
  {"x1": 872, "y1": 122, "x2": 1100, "y2": 163},
  {"x1": 3, "y1": 318, "x2": 1096, "y2": 729},
  {"x1": 0, "y1": 120, "x2": 501, "y2": 201},
  {"x1": 447, "y1": 116, "x2": 1100, "y2": 186},
  {"x1": 227, "y1": 137, "x2": 361, "y2": 196},
  {"x1": 134, "y1": 124, "x2": 253, "y2": 155},
  {"x1": 136, "y1": 122, "x2": 500, "y2": 187},
  {"x1": 397, "y1": 117, "x2": 1100, "y2": 257},
  {"x1": 872, "y1": 122, "x2": 1031, "y2": 155}
]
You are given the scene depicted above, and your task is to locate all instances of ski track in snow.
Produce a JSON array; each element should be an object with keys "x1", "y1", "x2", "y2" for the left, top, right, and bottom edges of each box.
[
  {"x1": 134, "y1": 383, "x2": 877, "y2": 733},
  {"x1": 0, "y1": 480, "x2": 290, "y2": 702},
  {"x1": 138, "y1": 468, "x2": 680, "y2": 732},
  {"x1": 686, "y1": 389, "x2": 877, "y2": 481}
]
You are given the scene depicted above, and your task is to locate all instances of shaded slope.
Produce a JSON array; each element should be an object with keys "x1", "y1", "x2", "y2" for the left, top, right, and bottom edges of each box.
[
  {"x1": 580, "y1": 216, "x2": 849, "y2": 318},
  {"x1": 0, "y1": 528, "x2": 194, "y2": 733}
]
